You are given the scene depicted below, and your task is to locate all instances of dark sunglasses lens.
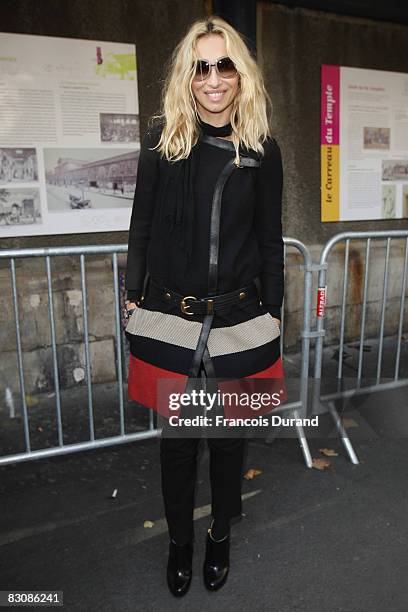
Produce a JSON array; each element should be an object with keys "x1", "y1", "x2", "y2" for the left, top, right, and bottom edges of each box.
[
  {"x1": 195, "y1": 60, "x2": 210, "y2": 79},
  {"x1": 217, "y1": 57, "x2": 237, "y2": 77}
]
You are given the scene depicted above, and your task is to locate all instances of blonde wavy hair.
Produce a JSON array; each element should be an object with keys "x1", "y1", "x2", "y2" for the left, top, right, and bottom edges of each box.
[{"x1": 148, "y1": 15, "x2": 273, "y2": 166}]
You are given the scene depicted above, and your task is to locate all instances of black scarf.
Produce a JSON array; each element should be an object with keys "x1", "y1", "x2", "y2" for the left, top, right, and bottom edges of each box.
[{"x1": 157, "y1": 116, "x2": 232, "y2": 273}]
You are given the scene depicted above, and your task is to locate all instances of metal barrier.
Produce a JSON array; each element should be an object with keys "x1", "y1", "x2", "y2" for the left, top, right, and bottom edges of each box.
[
  {"x1": 280, "y1": 238, "x2": 316, "y2": 467},
  {"x1": 313, "y1": 230, "x2": 408, "y2": 464},
  {"x1": 0, "y1": 240, "x2": 316, "y2": 467},
  {"x1": 0, "y1": 244, "x2": 158, "y2": 466}
]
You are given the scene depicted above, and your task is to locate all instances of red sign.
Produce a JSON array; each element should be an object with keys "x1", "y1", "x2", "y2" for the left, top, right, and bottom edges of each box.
[{"x1": 317, "y1": 286, "x2": 327, "y2": 317}]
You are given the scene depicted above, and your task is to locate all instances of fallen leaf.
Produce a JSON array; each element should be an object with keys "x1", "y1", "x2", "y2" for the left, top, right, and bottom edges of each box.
[
  {"x1": 25, "y1": 395, "x2": 39, "y2": 407},
  {"x1": 144, "y1": 520, "x2": 154, "y2": 528},
  {"x1": 243, "y1": 468, "x2": 262, "y2": 480},
  {"x1": 342, "y1": 418, "x2": 359, "y2": 428},
  {"x1": 318, "y1": 448, "x2": 338, "y2": 456},
  {"x1": 312, "y1": 458, "x2": 331, "y2": 470}
]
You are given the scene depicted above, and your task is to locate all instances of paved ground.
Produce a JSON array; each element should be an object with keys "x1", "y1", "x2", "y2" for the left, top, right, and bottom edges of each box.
[
  {"x1": 1, "y1": 423, "x2": 407, "y2": 611},
  {"x1": 0, "y1": 335, "x2": 407, "y2": 610}
]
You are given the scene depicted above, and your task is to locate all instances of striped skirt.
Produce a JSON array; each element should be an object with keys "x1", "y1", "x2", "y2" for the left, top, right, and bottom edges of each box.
[{"x1": 125, "y1": 281, "x2": 286, "y2": 419}]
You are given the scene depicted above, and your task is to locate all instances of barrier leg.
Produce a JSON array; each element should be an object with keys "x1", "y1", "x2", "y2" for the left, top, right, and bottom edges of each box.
[
  {"x1": 327, "y1": 400, "x2": 360, "y2": 464},
  {"x1": 292, "y1": 409, "x2": 313, "y2": 468}
]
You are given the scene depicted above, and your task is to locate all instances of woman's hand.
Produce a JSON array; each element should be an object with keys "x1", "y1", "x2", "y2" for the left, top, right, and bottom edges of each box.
[
  {"x1": 271, "y1": 316, "x2": 281, "y2": 329},
  {"x1": 124, "y1": 300, "x2": 138, "y2": 321}
]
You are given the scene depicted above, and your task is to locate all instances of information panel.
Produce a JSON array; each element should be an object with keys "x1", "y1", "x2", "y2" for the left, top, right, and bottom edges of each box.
[
  {"x1": 321, "y1": 64, "x2": 408, "y2": 221},
  {"x1": 0, "y1": 32, "x2": 140, "y2": 237}
]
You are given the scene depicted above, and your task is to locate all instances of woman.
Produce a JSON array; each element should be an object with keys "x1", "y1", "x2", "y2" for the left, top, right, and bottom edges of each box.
[{"x1": 124, "y1": 16, "x2": 284, "y2": 597}]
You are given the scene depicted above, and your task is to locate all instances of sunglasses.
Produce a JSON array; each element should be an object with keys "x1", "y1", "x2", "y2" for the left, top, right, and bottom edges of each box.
[{"x1": 193, "y1": 56, "x2": 238, "y2": 81}]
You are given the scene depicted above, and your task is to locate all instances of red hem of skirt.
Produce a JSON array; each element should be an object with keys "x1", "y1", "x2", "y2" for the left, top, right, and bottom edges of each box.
[{"x1": 128, "y1": 353, "x2": 287, "y2": 418}]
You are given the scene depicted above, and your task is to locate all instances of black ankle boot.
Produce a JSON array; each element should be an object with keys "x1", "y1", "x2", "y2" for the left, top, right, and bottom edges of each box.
[
  {"x1": 203, "y1": 526, "x2": 230, "y2": 591},
  {"x1": 166, "y1": 538, "x2": 193, "y2": 597}
]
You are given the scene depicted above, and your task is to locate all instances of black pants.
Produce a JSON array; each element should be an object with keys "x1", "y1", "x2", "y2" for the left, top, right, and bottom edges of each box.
[{"x1": 159, "y1": 362, "x2": 246, "y2": 544}]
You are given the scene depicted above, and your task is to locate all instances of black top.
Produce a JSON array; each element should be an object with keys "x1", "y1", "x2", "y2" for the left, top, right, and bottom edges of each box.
[{"x1": 125, "y1": 123, "x2": 284, "y2": 320}]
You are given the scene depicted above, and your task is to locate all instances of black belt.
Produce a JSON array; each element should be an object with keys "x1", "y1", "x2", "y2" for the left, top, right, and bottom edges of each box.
[
  {"x1": 148, "y1": 276, "x2": 259, "y2": 315},
  {"x1": 182, "y1": 134, "x2": 261, "y2": 392}
]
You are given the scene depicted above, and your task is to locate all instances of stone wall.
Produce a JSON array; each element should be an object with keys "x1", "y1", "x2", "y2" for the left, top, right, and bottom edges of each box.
[{"x1": 1, "y1": 1, "x2": 407, "y2": 396}]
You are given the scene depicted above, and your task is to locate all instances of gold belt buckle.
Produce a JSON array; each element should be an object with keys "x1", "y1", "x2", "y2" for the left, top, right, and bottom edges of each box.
[{"x1": 180, "y1": 295, "x2": 197, "y2": 315}]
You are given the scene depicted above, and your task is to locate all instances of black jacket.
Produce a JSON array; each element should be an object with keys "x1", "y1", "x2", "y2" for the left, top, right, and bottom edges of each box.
[{"x1": 126, "y1": 124, "x2": 284, "y2": 320}]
